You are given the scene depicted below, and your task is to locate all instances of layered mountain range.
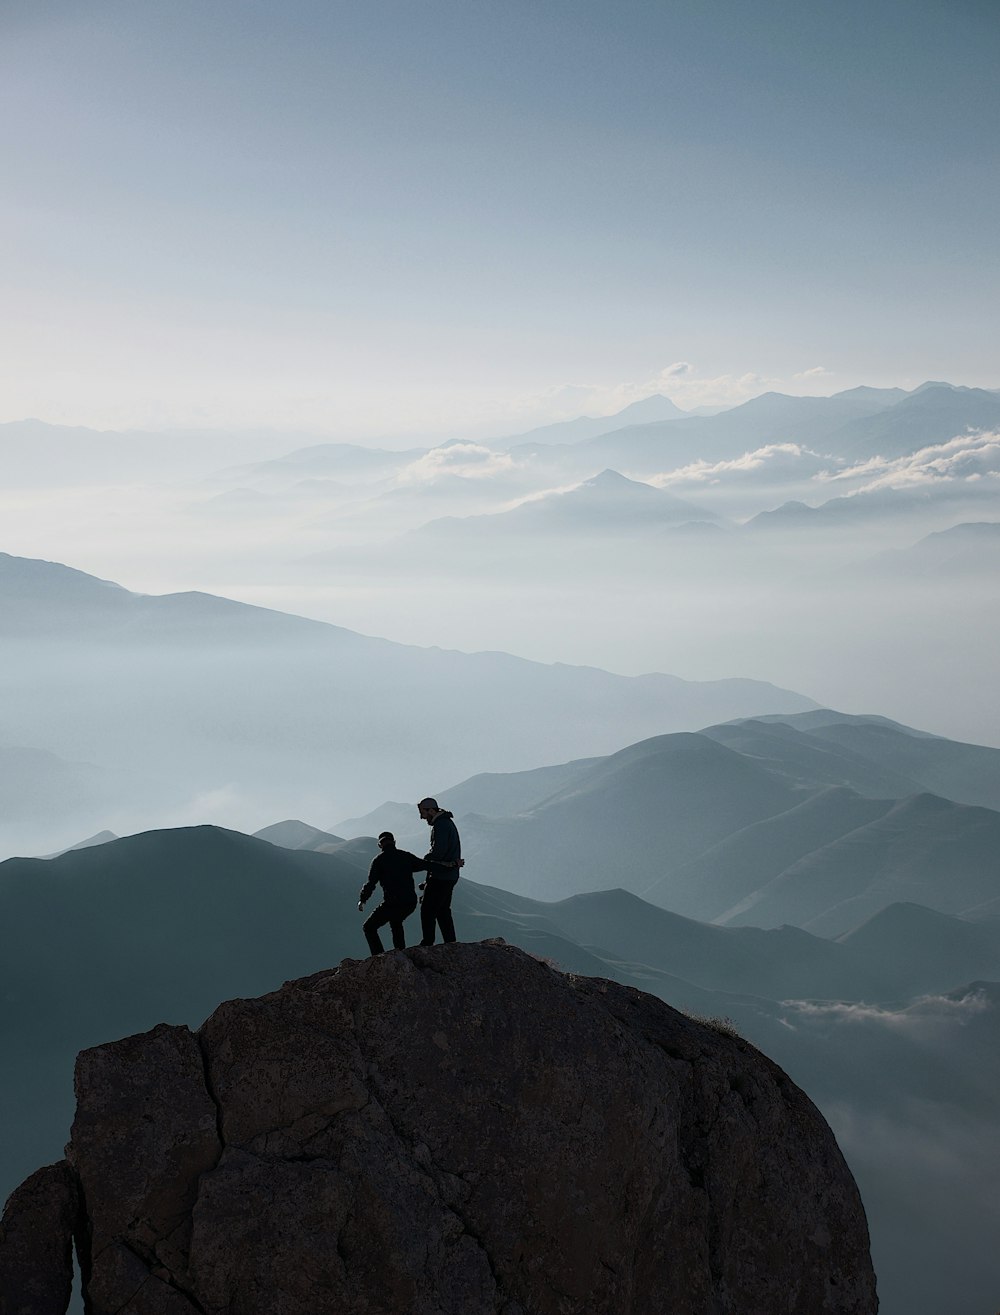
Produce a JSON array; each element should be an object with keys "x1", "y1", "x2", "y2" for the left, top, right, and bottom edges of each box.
[
  {"x1": 0, "y1": 550, "x2": 815, "y2": 859},
  {"x1": 3, "y1": 379, "x2": 997, "y2": 745},
  {"x1": 269, "y1": 381, "x2": 1000, "y2": 560},
  {"x1": 5, "y1": 381, "x2": 997, "y2": 553},
  {"x1": 336, "y1": 709, "x2": 1000, "y2": 935},
  {"x1": 536, "y1": 381, "x2": 1000, "y2": 473}
]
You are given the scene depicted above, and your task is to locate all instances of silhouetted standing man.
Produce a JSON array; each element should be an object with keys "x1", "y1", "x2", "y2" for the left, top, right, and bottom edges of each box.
[
  {"x1": 417, "y1": 797, "x2": 462, "y2": 945},
  {"x1": 358, "y1": 831, "x2": 432, "y2": 956}
]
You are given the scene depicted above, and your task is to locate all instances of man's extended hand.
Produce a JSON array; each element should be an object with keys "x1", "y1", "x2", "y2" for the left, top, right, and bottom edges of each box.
[{"x1": 357, "y1": 900, "x2": 365, "y2": 912}]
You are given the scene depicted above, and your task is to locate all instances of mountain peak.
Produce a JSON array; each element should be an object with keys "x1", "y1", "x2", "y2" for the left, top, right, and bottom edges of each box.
[
  {"x1": 612, "y1": 392, "x2": 687, "y2": 421},
  {"x1": 911, "y1": 380, "x2": 965, "y2": 394},
  {"x1": 581, "y1": 468, "x2": 653, "y2": 491}
]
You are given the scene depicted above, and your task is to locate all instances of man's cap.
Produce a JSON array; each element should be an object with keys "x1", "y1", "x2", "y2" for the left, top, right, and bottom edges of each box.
[{"x1": 378, "y1": 831, "x2": 395, "y2": 843}]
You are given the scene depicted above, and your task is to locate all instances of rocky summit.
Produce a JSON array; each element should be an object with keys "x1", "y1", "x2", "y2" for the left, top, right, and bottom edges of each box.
[{"x1": 0, "y1": 940, "x2": 877, "y2": 1314}]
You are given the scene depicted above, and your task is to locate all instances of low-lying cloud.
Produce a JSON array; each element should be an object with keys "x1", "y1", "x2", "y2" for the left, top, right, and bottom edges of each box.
[
  {"x1": 650, "y1": 443, "x2": 830, "y2": 487},
  {"x1": 783, "y1": 987, "x2": 992, "y2": 1034},
  {"x1": 827, "y1": 431, "x2": 1000, "y2": 494},
  {"x1": 395, "y1": 442, "x2": 518, "y2": 485}
]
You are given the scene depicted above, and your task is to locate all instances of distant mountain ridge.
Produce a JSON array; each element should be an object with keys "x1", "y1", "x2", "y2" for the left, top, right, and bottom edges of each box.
[
  {"x1": 5, "y1": 381, "x2": 994, "y2": 495},
  {"x1": 500, "y1": 380, "x2": 1000, "y2": 479},
  {"x1": 860, "y1": 521, "x2": 1000, "y2": 577},
  {"x1": 833, "y1": 383, "x2": 1000, "y2": 461},
  {"x1": 411, "y1": 468, "x2": 723, "y2": 542},
  {"x1": 0, "y1": 550, "x2": 817, "y2": 857},
  {"x1": 252, "y1": 819, "x2": 347, "y2": 851},
  {"x1": 0, "y1": 418, "x2": 290, "y2": 485},
  {"x1": 492, "y1": 393, "x2": 688, "y2": 447}
]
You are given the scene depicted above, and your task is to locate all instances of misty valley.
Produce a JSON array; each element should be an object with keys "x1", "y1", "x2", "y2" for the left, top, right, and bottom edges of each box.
[{"x1": 2, "y1": 379, "x2": 999, "y2": 1314}]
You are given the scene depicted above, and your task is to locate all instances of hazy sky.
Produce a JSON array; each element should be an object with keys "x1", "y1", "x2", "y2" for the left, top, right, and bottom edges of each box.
[{"x1": 3, "y1": 0, "x2": 998, "y2": 437}]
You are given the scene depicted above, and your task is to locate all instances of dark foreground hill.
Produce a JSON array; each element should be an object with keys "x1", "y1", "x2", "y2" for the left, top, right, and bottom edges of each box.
[
  {"x1": 1, "y1": 943, "x2": 877, "y2": 1315},
  {"x1": 0, "y1": 824, "x2": 900, "y2": 1206}
]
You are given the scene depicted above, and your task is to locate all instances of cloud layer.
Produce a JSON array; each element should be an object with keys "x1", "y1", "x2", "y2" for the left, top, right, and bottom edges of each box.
[{"x1": 829, "y1": 431, "x2": 1000, "y2": 494}]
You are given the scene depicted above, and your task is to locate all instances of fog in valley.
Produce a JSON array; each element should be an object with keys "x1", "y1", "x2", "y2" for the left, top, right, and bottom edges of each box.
[{"x1": 2, "y1": 380, "x2": 998, "y2": 860}]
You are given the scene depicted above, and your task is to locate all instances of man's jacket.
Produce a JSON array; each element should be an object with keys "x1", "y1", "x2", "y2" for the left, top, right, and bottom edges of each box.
[
  {"x1": 359, "y1": 849, "x2": 429, "y2": 906},
  {"x1": 424, "y1": 811, "x2": 461, "y2": 886}
]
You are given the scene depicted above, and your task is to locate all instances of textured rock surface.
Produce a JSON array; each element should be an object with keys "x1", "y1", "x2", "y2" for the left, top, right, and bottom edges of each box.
[
  {"x1": 0, "y1": 1160, "x2": 78, "y2": 1315},
  {"x1": 20, "y1": 941, "x2": 877, "y2": 1313},
  {"x1": 69, "y1": 1023, "x2": 220, "y2": 1311}
]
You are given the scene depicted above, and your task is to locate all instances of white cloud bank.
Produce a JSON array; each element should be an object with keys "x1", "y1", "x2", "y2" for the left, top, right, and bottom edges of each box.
[
  {"x1": 649, "y1": 443, "x2": 831, "y2": 487},
  {"x1": 395, "y1": 442, "x2": 518, "y2": 485},
  {"x1": 828, "y1": 431, "x2": 1000, "y2": 494},
  {"x1": 783, "y1": 986, "x2": 992, "y2": 1036}
]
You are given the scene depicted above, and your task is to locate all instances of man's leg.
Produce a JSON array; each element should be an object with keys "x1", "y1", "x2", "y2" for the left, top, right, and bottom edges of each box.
[
  {"x1": 421, "y1": 881, "x2": 455, "y2": 945},
  {"x1": 419, "y1": 886, "x2": 438, "y2": 945},
  {"x1": 362, "y1": 904, "x2": 391, "y2": 956},
  {"x1": 391, "y1": 895, "x2": 418, "y2": 949},
  {"x1": 436, "y1": 883, "x2": 456, "y2": 943}
]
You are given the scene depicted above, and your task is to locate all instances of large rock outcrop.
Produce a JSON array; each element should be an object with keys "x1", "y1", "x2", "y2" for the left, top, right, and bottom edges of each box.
[{"x1": 3, "y1": 941, "x2": 877, "y2": 1313}]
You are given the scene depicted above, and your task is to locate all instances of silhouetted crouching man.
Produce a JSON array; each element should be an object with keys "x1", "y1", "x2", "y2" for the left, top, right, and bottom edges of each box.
[
  {"x1": 417, "y1": 797, "x2": 462, "y2": 945},
  {"x1": 358, "y1": 831, "x2": 444, "y2": 956}
]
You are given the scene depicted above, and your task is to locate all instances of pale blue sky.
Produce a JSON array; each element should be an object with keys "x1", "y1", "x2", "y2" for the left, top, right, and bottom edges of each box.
[{"x1": 2, "y1": 0, "x2": 998, "y2": 436}]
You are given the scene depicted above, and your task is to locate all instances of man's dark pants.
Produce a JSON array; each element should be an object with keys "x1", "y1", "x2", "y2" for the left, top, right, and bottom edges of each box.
[
  {"x1": 420, "y1": 879, "x2": 456, "y2": 945},
  {"x1": 363, "y1": 895, "x2": 417, "y2": 955}
]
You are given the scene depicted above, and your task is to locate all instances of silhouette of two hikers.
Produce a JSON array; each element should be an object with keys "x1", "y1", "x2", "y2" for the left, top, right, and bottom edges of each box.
[{"x1": 357, "y1": 798, "x2": 462, "y2": 955}]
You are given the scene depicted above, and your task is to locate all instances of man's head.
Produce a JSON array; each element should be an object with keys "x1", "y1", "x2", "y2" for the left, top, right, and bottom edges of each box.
[
  {"x1": 417, "y1": 797, "x2": 441, "y2": 825},
  {"x1": 377, "y1": 831, "x2": 396, "y2": 851}
]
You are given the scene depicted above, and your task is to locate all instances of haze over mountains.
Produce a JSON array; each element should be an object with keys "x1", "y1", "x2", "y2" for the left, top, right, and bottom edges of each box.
[
  {"x1": 3, "y1": 379, "x2": 995, "y2": 746},
  {"x1": 0, "y1": 418, "x2": 291, "y2": 485},
  {"x1": 492, "y1": 392, "x2": 688, "y2": 446},
  {"x1": 0, "y1": 549, "x2": 815, "y2": 860},
  {"x1": 411, "y1": 468, "x2": 724, "y2": 542},
  {"x1": 556, "y1": 381, "x2": 1000, "y2": 474}
]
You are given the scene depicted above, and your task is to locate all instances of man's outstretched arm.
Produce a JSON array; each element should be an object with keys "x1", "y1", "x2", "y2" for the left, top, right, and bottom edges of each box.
[{"x1": 358, "y1": 861, "x2": 379, "y2": 909}]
